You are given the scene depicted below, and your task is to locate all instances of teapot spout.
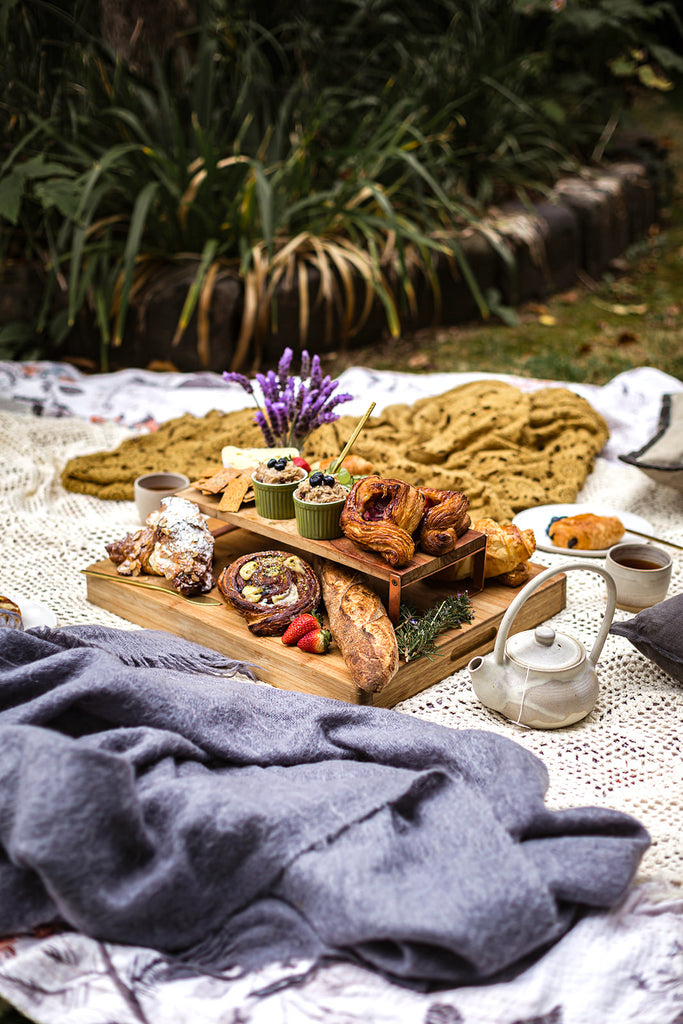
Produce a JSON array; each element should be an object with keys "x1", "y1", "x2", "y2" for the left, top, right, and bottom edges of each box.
[{"x1": 467, "y1": 653, "x2": 507, "y2": 712}]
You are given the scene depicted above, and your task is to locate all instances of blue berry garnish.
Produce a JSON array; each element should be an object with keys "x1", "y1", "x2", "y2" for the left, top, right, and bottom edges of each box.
[
  {"x1": 323, "y1": 475, "x2": 336, "y2": 487},
  {"x1": 310, "y1": 472, "x2": 324, "y2": 486},
  {"x1": 546, "y1": 515, "x2": 566, "y2": 537}
]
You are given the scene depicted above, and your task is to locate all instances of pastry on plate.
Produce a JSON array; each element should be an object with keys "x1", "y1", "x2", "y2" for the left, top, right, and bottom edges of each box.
[
  {"x1": 548, "y1": 513, "x2": 624, "y2": 550},
  {"x1": 217, "y1": 550, "x2": 321, "y2": 636}
]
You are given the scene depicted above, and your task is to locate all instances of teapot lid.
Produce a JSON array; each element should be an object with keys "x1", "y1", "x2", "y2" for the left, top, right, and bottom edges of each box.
[{"x1": 506, "y1": 625, "x2": 584, "y2": 672}]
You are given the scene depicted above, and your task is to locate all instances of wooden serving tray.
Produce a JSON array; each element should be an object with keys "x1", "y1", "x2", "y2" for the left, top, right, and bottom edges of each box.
[
  {"x1": 84, "y1": 524, "x2": 566, "y2": 708},
  {"x1": 174, "y1": 485, "x2": 487, "y2": 623}
]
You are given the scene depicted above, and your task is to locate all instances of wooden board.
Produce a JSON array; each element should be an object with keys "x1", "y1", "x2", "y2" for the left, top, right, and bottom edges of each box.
[
  {"x1": 175, "y1": 486, "x2": 488, "y2": 622},
  {"x1": 84, "y1": 525, "x2": 566, "y2": 708}
]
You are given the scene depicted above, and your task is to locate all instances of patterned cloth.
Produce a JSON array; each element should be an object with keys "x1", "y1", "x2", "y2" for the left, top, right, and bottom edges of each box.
[{"x1": 0, "y1": 363, "x2": 682, "y2": 1024}]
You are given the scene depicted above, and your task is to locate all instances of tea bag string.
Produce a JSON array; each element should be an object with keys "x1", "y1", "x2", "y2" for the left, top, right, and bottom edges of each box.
[{"x1": 515, "y1": 664, "x2": 532, "y2": 729}]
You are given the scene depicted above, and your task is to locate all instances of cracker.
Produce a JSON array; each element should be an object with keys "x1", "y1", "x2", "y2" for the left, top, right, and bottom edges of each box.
[{"x1": 218, "y1": 470, "x2": 254, "y2": 512}]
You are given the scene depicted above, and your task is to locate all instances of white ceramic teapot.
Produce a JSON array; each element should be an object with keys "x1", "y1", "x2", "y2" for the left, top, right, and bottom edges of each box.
[{"x1": 468, "y1": 563, "x2": 617, "y2": 729}]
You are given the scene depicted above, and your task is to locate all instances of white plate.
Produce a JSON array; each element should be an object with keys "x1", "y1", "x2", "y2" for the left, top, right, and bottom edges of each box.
[
  {"x1": 3, "y1": 594, "x2": 57, "y2": 630},
  {"x1": 511, "y1": 503, "x2": 654, "y2": 558}
]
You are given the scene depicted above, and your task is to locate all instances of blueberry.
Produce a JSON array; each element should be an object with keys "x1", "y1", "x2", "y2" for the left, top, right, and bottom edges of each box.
[
  {"x1": 310, "y1": 472, "x2": 324, "y2": 487},
  {"x1": 323, "y1": 474, "x2": 336, "y2": 487},
  {"x1": 267, "y1": 458, "x2": 277, "y2": 468},
  {"x1": 274, "y1": 459, "x2": 287, "y2": 471},
  {"x1": 567, "y1": 537, "x2": 577, "y2": 548},
  {"x1": 546, "y1": 515, "x2": 565, "y2": 537}
]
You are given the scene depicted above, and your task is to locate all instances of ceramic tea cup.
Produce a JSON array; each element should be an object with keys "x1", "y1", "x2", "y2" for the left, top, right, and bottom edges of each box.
[
  {"x1": 605, "y1": 542, "x2": 672, "y2": 612},
  {"x1": 134, "y1": 472, "x2": 190, "y2": 524}
]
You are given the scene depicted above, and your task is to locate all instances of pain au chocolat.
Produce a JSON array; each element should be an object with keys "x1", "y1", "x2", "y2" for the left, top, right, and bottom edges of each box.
[{"x1": 217, "y1": 550, "x2": 321, "y2": 636}]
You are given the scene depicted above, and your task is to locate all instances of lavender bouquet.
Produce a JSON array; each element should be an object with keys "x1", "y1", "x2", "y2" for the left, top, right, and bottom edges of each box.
[{"x1": 223, "y1": 348, "x2": 354, "y2": 450}]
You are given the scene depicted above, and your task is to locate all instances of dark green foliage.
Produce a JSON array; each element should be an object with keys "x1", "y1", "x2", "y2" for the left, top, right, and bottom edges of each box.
[{"x1": 0, "y1": 0, "x2": 680, "y2": 367}]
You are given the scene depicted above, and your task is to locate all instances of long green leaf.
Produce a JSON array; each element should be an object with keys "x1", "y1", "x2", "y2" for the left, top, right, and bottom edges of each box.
[
  {"x1": 171, "y1": 237, "x2": 220, "y2": 346},
  {"x1": 113, "y1": 181, "x2": 159, "y2": 346}
]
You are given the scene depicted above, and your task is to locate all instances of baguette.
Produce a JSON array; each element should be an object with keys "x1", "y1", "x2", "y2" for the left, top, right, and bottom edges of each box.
[{"x1": 319, "y1": 561, "x2": 398, "y2": 693}]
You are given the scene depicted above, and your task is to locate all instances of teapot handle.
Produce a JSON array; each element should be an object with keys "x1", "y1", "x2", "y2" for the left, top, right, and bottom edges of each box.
[{"x1": 493, "y1": 562, "x2": 617, "y2": 667}]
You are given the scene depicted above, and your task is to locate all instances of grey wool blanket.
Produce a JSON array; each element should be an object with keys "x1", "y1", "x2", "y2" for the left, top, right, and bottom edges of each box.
[{"x1": 0, "y1": 625, "x2": 649, "y2": 989}]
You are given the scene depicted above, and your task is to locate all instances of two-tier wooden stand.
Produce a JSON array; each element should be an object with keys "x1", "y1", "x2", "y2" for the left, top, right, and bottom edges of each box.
[{"x1": 84, "y1": 486, "x2": 565, "y2": 707}]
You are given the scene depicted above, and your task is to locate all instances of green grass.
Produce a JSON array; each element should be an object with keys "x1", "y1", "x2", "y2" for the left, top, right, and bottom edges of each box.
[{"x1": 320, "y1": 92, "x2": 683, "y2": 385}]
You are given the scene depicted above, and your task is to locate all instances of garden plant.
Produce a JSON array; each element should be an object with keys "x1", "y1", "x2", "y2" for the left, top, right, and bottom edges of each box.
[{"x1": 0, "y1": 0, "x2": 681, "y2": 376}]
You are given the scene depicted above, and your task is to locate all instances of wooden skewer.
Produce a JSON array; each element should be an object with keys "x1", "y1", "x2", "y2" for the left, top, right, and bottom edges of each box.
[
  {"x1": 624, "y1": 528, "x2": 683, "y2": 552},
  {"x1": 329, "y1": 401, "x2": 376, "y2": 474},
  {"x1": 81, "y1": 569, "x2": 223, "y2": 605}
]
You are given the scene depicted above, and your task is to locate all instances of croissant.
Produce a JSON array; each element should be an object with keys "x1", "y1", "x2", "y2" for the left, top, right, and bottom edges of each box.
[
  {"x1": 417, "y1": 487, "x2": 471, "y2": 556},
  {"x1": 217, "y1": 550, "x2": 321, "y2": 636},
  {"x1": 106, "y1": 496, "x2": 214, "y2": 596},
  {"x1": 446, "y1": 517, "x2": 536, "y2": 587},
  {"x1": 548, "y1": 513, "x2": 624, "y2": 551},
  {"x1": 339, "y1": 477, "x2": 426, "y2": 568}
]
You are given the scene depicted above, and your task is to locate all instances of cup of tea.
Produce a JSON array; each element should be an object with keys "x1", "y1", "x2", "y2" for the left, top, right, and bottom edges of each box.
[
  {"x1": 134, "y1": 472, "x2": 190, "y2": 524},
  {"x1": 605, "y1": 542, "x2": 673, "y2": 612}
]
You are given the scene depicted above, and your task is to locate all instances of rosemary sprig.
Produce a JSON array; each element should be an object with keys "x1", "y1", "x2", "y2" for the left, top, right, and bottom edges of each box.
[{"x1": 395, "y1": 594, "x2": 474, "y2": 663}]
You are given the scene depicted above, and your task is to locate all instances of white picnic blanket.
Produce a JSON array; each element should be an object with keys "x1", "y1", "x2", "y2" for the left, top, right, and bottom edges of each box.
[{"x1": 0, "y1": 361, "x2": 682, "y2": 1024}]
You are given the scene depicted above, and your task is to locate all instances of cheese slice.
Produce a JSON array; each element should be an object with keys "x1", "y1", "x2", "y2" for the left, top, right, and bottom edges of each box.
[{"x1": 221, "y1": 445, "x2": 299, "y2": 469}]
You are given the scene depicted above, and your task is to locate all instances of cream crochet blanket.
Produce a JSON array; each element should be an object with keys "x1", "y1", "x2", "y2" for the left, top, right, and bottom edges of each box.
[{"x1": 1, "y1": 364, "x2": 682, "y2": 1024}]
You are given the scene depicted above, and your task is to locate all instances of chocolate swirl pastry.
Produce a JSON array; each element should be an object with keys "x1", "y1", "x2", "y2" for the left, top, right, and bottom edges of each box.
[
  {"x1": 217, "y1": 550, "x2": 321, "y2": 636},
  {"x1": 417, "y1": 487, "x2": 471, "y2": 556},
  {"x1": 339, "y1": 477, "x2": 426, "y2": 568}
]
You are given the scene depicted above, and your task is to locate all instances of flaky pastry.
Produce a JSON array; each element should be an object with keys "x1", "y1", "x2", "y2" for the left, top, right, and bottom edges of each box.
[
  {"x1": 548, "y1": 513, "x2": 624, "y2": 551},
  {"x1": 106, "y1": 496, "x2": 214, "y2": 596},
  {"x1": 417, "y1": 487, "x2": 471, "y2": 556},
  {"x1": 340, "y1": 477, "x2": 426, "y2": 568},
  {"x1": 217, "y1": 550, "x2": 320, "y2": 636}
]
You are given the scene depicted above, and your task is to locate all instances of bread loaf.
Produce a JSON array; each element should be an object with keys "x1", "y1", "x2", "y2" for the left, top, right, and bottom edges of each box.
[{"x1": 319, "y1": 561, "x2": 398, "y2": 693}]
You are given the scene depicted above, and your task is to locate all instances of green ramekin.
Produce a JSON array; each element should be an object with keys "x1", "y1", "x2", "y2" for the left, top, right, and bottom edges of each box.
[
  {"x1": 293, "y1": 493, "x2": 347, "y2": 540},
  {"x1": 252, "y1": 471, "x2": 305, "y2": 519}
]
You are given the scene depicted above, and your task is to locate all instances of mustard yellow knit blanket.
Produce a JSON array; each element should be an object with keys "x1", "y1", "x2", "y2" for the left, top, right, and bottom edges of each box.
[{"x1": 61, "y1": 380, "x2": 608, "y2": 521}]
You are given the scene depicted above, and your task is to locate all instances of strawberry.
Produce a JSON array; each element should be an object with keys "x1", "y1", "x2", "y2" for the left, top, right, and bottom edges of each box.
[
  {"x1": 297, "y1": 627, "x2": 332, "y2": 655},
  {"x1": 292, "y1": 455, "x2": 312, "y2": 473},
  {"x1": 282, "y1": 612, "x2": 320, "y2": 645}
]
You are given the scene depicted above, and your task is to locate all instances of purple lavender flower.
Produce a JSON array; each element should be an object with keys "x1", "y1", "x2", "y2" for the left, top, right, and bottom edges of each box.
[
  {"x1": 222, "y1": 371, "x2": 254, "y2": 395},
  {"x1": 254, "y1": 410, "x2": 275, "y2": 447},
  {"x1": 277, "y1": 347, "x2": 293, "y2": 384},
  {"x1": 221, "y1": 347, "x2": 355, "y2": 449}
]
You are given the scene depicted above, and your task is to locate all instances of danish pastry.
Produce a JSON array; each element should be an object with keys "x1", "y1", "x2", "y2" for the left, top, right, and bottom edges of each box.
[
  {"x1": 217, "y1": 550, "x2": 321, "y2": 636},
  {"x1": 548, "y1": 513, "x2": 624, "y2": 550},
  {"x1": 339, "y1": 477, "x2": 426, "y2": 568},
  {"x1": 417, "y1": 487, "x2": 471, "y2": 556}
]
